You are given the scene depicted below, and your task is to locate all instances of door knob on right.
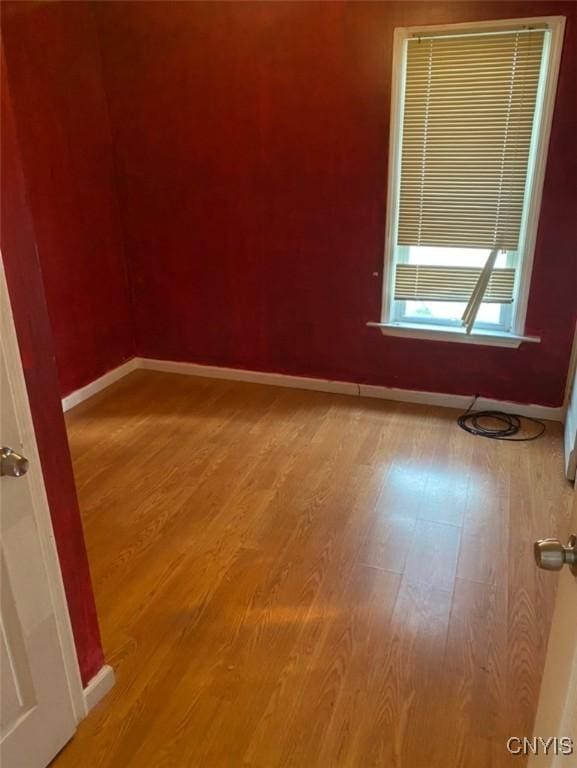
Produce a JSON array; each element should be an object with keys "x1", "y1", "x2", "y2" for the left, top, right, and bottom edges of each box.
[{"x1": 534, "y1": 535, "x2": 577, "y2": 575}]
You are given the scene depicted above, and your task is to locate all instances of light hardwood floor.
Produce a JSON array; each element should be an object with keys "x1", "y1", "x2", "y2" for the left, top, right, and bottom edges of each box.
[{"x1": 53, "y1": 370, "x2": 573, "y2": 768}]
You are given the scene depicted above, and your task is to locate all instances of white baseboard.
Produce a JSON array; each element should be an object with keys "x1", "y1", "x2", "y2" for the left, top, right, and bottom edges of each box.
[
  {"x1": 358, "y1": 383, "x2": 563, "y2": 422},
  {"x1": 83, "y1": 664, "x2": 115, "y2": 714},
  {"x1": 62, "y1": 359, "x2": 139, "y2": 412},
  {"x1": 471, "y1": 396, "x2": 563, "y2": 422},
  {"x1": 141, "y1": 358, "x2": 563, "y2": 422},
  {"x1": 61, "y1": 356, "x2": 564, "y2": 422},
  {"x1": 139, "y1": 357, "x2": 359, "y2": 396}
]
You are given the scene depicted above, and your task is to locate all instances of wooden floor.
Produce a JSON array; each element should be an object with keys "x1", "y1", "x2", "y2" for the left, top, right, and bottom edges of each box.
[{"x1": 53, "y1": 370, "x2": 573, "y2": 768}]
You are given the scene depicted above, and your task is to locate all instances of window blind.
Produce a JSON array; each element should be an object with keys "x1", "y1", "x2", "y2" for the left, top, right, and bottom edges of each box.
[
  {"x1": 394, "y1": 263, "x2": 516, "y2": 303},
  {"x1": 397, "y1": 28, "x2": 546, "y2": 251}
]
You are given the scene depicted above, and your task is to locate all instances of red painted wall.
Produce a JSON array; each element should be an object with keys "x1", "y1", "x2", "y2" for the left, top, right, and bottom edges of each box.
[
  {"x1": 96, "y1": 0, "x2": 577, "y2": 407},
  {"x1": 2, "y1": 1, "x2": 134, "y2": 397},
  {"x1": 1, "y1": 50, "x2": 103, "y2": 686}
]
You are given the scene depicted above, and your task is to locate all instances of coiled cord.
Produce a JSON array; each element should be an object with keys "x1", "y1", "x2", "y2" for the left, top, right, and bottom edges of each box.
[{"x1": 457, "y1": 395, "x2": 546, "y2": 441}]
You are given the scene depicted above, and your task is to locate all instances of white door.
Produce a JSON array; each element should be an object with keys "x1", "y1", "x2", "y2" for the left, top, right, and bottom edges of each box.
[
  {"x1": 565, "y1": 340, "x2": 577, "y2": 481},
  {"x1": 530, "y1": 486, "x2": 577, "y2": 766},
  {"x1": 0, "y1": 259, "x2": 78, "y2": 768}
]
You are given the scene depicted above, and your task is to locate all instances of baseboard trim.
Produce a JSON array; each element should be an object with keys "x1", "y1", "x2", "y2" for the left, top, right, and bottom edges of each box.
[
  {"x1": 140, "y1": 358, "x2": 563, "y2": 422},
  {"x1": 62, "y1": 356, "x2": 564, "y2": 422},
  {"x1": 83, "y1": 664, "x2": 115, "y2": 714},
  {"x1": 62, "y1": 359, "x2": 139, "y2": 412},
  {"x1": 358, "y1": 383, "x2": 563, "y2": 422},
  {"x1": 139, "y1": 357, "x2": 359, "y2": 396}
]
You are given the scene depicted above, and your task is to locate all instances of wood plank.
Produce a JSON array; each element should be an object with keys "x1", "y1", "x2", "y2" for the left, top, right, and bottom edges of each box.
[
  {"x1": 438, "y1": 577, "x2": 509, "y2": 768},
  {"x1": 404, "y1": 519, "x2": 461, "y2": 591},
  {"x1": 350, "y1": 577, "x2": 453, "y2": 767}
]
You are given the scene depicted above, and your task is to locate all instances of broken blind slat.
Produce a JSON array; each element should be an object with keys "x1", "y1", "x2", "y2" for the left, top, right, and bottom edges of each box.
[{"x1": 394, "y1": 264, "x2": 516, "y2": 302}]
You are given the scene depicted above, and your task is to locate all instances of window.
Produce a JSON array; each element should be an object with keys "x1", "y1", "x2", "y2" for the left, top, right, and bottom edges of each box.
[{"x1": 372, "y1": 17, "x2": 565, "y2": 347}]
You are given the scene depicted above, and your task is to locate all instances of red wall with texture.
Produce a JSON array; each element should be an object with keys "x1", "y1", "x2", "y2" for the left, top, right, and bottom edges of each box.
[
  {"x1": 2, "y1": 1, "x2": 134, "y2": 397},
  {"x1": 96, "y1": 0, "x2": 577, "y2": 407},
  {"x1": 1, "y1": 50, "x2": 104, "y2": 686}
]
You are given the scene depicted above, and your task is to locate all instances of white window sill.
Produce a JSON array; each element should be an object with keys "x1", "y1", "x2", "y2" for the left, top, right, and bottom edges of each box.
[{"x1": 366, "y1": 321, "x2": 540, "y2": 348}]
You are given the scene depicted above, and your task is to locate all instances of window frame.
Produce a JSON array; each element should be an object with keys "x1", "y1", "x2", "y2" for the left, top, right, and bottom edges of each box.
[{"x1": 375, "y1": 16, "x2": 566, "y2": 347}]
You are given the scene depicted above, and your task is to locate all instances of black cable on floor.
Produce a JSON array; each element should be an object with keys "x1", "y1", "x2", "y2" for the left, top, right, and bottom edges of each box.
[{"x1": 457, "y1": 395, "x2": 546, "y2": 441}]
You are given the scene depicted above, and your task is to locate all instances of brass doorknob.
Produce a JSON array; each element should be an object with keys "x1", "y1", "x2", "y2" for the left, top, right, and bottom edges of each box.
[
  {"x1": 0, "y1": 446, "x2": 29, "y2": 478},
  {"x1": 534, "y1": 536, "x2": 577, "y2": 576}
]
